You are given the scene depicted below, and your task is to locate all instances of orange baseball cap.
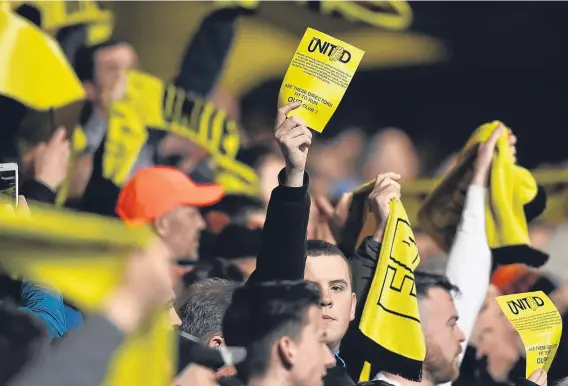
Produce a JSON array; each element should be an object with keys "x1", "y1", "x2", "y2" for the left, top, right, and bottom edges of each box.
[{"x1": 116, "y1": 166, "x2": 224, "y2": 224}]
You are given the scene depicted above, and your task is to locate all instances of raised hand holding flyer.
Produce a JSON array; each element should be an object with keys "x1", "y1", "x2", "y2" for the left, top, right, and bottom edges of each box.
[
  {"x1": 278, "y1": 28, "x2": 364, "y2": 133},
  {"x1": 496, "y1": 291, "x2": 563, "y2": 378}
]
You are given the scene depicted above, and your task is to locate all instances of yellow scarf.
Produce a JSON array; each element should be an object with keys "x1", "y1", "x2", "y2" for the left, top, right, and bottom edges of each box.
[
  {"x1": 419, "y1": 121, "x2": 548, "y2": 267},
  {"x1": 0, "y1": 201, "x2": 174, "y2": 386},
  {"x1": 341, "y1": 195, "x2": 425, "y2": 382}
]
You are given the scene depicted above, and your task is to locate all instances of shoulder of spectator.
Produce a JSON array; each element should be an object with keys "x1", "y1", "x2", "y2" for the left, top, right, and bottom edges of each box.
[
  {"x1": 354, "y1": 236, "x2": 381, "y2": 262},
  {"x1": 20, "y1": 179, "x2": 56, "y2": 204}
]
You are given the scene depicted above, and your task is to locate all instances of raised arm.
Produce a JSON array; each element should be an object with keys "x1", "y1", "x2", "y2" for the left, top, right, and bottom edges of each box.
[
  {"x1": 446, "y1": 125, "x2": 503, "y2": 358},
  {"x1": 248, "y1": 101, "x2": 313, "y2": 283}
]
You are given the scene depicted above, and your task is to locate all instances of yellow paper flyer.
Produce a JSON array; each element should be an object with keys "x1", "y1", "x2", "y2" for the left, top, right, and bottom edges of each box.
[
  {"x1": 278, "y1": 27, "x2": 364, "y2": 133},
  {"x1": 496, "y1": 291, "x2": 562, "y2": 378}
]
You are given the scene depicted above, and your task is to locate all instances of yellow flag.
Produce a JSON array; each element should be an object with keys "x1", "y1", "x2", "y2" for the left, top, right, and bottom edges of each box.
[
  {"x1": 0, "y1": 6, "x2": 85, "y2": 110},
  {"x1": 0, "y1": 201, "x2": 174, "y2": 386},
  {"x1": 8, "y1": 0, "x2": 113, "y2": 45},
  {"x1": 496, "y1": 291, "x2": 562, "y2": 378},
  {"x1": 279, "y1": 28, "x2": 364, "y2": 132},
  {"x1": 349, "y1": 199, "x2": 425, "y2": 381},
  {"x1": 105, "y1": 70, "x2": 259, "y2": 192}
]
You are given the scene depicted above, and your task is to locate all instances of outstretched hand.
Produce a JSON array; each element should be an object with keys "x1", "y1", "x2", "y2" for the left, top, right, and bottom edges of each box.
[
  {"x1": 527, "y1": 369, "x2": 547, "y2": 386},
  {"x1": 472, "y1": 124, "x2": 504, "y2": 186},
  {"x1": 368, "y1": 172, "x2": 402, "y2": 241},
  {"x1": 274, "y1": 101, "x2": 312, "y2": 187}
]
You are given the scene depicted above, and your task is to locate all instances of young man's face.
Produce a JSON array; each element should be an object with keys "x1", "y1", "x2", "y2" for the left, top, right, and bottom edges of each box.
[
  {"x1": 304, "y1": 255, "x2": 356, "y2": 351},
  {"x1": 91, "y1": 43, "x2": 138, "y2": 107},
  {"x1": 420, "y1": 287, "x2": 465, "y2": 384},
  {"x1": 290, "y1": 306, "x2": 336, "y2": 386}
]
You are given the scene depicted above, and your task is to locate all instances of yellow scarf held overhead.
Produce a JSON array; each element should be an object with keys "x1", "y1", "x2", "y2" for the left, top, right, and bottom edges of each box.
[
  {"x1": 0, "y1": 6, "x2": 85, "y2": 110},
  {"x1": 103, "y1": 70, "x2": 260, "y2": 195},
  {"x1": 343, "y1": 196, "x2": 425, "y2": 382},
  {"x1": 419, "y1": 121, "x2": 548, "y2": 267},
  {"x1": 0, "y1": 201, "x2": 174, "y2": 386}
]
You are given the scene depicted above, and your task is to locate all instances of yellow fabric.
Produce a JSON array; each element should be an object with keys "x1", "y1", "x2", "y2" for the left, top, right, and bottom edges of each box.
[
  {"x1": 419, "y1": 121, "x2": 540, "y2": 259},
  {"x1": 0, "y1": 6, "x2": 85, "y2": 110},
  {"x1": 104, "y1": 70, "x2": 250, "y2": 192},
  {"x1": 8, "y1": 1, "x2": 113, "y2": 45},
  {"x1": 0, "y1": 202, "x2": 174, "y2": 386},
  {"x1": 466, "y1": 121, "x2": 538, "y2": 250},
  {"x1": 356, "y1": 199, "x2": 425, "y2": 381}
]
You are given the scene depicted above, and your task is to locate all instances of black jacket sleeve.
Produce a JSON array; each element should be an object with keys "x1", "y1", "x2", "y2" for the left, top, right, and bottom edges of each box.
[
  {"x1": 20, "y1": 180, "x2": 56, "y2": 204},
  {"x1": 515, "y1": 380, "x2": 538, "y2": 386},
  {"x1": 174, "y1": 8, "x2": 242, "y2": 98},
  {"x1": 342, "y1": 236, "x2": 382, "y2": 381},
  {"x1": 247, "y1": 170, "x2": 310, "y2": 284},
  {"x1": 349, "y1": 236, "x2": 382, "y2": 319}
]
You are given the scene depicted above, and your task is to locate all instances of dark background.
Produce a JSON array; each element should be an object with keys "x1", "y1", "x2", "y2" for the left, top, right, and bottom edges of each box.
[{"x1": 242, "y1": 1, "x2": 568, "y2": 172}]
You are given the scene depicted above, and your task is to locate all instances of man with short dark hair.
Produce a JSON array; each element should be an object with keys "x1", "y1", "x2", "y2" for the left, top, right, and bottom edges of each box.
[
  {"x1": 223, "y1": 280, "x2": 336, "y2": 386},
  {"x1": 305, "y1": 240, "x2": 356, "y2": 367},
  {"x1": 374, "y1": 271, "x2": 465, "y2": 386}
]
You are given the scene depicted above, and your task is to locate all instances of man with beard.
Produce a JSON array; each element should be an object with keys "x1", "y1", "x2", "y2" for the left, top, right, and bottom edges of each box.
[{"x1": 374, "y1": 272, "x2": 465, "y2": 386}]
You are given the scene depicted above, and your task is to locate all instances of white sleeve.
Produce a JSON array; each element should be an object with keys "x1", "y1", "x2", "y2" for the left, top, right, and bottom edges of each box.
[
  {"x1": 437, "y1": 186, "x2": 491, "y2": 386},
  {"x1": 446, "y1": 185, "x2": 491, "y2": 350}
]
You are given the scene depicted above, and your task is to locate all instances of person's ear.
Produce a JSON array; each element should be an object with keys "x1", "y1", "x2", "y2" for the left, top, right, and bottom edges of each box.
[
  {"x1": 276, "y1": 336, "x2": 297, "y2": 369},
  {"x1": 207, "y1": 335, "x2": 225, "y2": 348},
  {"x1": 154, "y1": 214, "x2": 170, "y2": 238},
  {"x1": 82, "y1": 82, "x2": 98, "y2": 102},
  {"x1": 350, "y1": 292, "x2": 357, "y2": 322}
]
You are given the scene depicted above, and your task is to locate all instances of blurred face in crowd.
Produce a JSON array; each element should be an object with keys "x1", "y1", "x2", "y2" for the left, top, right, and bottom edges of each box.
[
  {"x1": 420, "y1": 287, "x2": 465, "y2": 384},
  {"x1": 471, "y1": 286, "x2": 521, "y2": 382},
  {"x1": 284, "y1": 306, "x2": 336, "y2": 386},
  {"x1": 154, "y1": 206, "x2": 206, "y2": 260},
  {"x1": 304, "y1": 255, "x2": 356, "y2": 351},
  {"x1": 86, "y1": 43, "x2": 138, "y2": 109},
  {"x1": 363, "y1": 128, "x2": 419, "y2": 182}
]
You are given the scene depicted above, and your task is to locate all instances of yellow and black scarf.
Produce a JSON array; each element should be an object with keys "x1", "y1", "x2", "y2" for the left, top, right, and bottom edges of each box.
[
  {"x1": 418, "y1": 121, "x2": 548, "y2": 267},
  {"x1": 341, "y1": 193, "x2": 425, "y2": 382}
]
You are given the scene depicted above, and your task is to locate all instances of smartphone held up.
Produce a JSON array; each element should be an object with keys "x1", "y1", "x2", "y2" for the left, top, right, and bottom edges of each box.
[{"x1": 0, "y1": 163, "x2": 18, "y2": 207}]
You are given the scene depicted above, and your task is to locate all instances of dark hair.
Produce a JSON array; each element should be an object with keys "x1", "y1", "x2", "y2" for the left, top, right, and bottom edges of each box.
[
  {"x1": 177, "y1": 278, "x2": 239, "y2": 341},
  {"x1": 414, "y1": 271, "x2": 460, "y2": 299},
  {"x1": 357, "y1": 381, "x2": 396, "y2": 386},
  {"x1": 74, "y1": 40, "x2": 126, "y2": 82},
  {"x1": 181, "y1": 258, "x2": 245, "y2": 289},
  {"x1": 202, "y1": 194, "x2": 265, "y2": 224},
  {"x1": 212, "y1": 225, "x2": 262, "y2": 261},
  {"x1": 223, "y1": 280, "x2": 321, "y2": 382},
  {"x1": 0, "y1": 301, "x2": 47, "y2": 384},
  {"x1": 306, "y1": 240, "x2": 352, "y2": 283},
  {"x1": 14, "y1": 4, "x2": 41, "y2": 27},
  {"x1": 219, "y1": 376, "x2": 246, "y2": 386},
  {"x1": 307, "y1": 240, "x2": 345, "y2": 258}
]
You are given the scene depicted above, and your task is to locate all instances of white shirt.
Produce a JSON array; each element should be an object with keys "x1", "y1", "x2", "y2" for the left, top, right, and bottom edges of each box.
[{"x1": 374, "y1": 372, "x2": 403, "y2": 386}]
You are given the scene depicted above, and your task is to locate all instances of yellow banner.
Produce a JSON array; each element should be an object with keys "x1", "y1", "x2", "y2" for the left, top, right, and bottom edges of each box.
[
  {"x1": 10, "y1": 0, "x2": 113, "y2": 45},
  {"x1": 0, "y1": 6, "x2": 85, "y2": 110},
  {"x1": 0, "y1": 200, "x2": 173, "y2": 386},
  {"x1": 358, "y1": 199, "x2": 425, "y2": 381},
  {"x1": 215, "y1": 1, "x2": 413, "y2": 30},
  {"x1": 279, "y1": 28, "x2": 364, "y2": 133},
  {"x1": 105, "y1": 70, "x2": 259, "y2": 192},
  {"x1": 363, "y1": 169, "x2": 568, "y2": 230},
  {"x1": 496, "y1": 291, "x2": 562, "y2": 378}
]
